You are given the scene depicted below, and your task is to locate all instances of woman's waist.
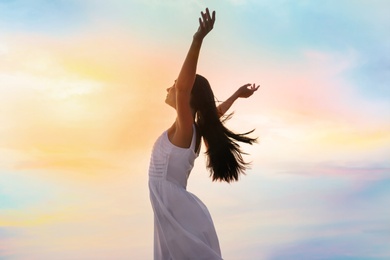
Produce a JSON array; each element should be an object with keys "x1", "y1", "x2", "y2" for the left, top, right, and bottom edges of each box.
[{"x1": 148, "y1": 173, "x2": 188, "y2": 188}]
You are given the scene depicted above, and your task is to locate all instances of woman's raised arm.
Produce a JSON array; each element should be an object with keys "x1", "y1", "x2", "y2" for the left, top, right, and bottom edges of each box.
[{"x1": 170, "y1": 8, "x2": 216, "y2": 147}]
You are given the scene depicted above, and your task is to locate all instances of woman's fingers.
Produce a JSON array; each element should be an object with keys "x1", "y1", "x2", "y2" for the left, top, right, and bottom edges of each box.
[
  {"x1": 194, "y1": 8, "x2": 216, "y2": 40},
  {"x1": 249, "y1": 83, "x2": 260, "y2": 91},
  {"x1": 239, "y1": 83, "x2": 260, "y2": 98},
  {"x1": 201, "y1": 8, "x2": 215, "y2": 29}
]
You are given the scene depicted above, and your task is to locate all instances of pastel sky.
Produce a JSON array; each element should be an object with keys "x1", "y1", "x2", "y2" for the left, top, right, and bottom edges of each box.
[{"x1": 1, "y1": 0, "x2": 389, "y2": 259}]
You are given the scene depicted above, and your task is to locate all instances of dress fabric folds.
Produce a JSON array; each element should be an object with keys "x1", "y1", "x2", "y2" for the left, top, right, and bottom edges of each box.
[{"x1": 148, "y1": 125, "x2": 222, "y2": 260}]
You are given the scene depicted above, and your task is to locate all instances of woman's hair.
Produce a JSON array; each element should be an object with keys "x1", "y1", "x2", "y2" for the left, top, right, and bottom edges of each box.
[{"x1": 190, "y1": 74, "x2": 257, "y2": 183}]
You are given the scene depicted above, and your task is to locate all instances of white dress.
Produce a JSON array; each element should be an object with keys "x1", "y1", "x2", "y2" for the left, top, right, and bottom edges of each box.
[{"x1": 148, "y1": 125, "x2": 222, "y2": 260}]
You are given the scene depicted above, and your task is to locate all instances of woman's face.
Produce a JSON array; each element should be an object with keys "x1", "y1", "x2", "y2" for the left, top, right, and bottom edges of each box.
[{"x1": 165, "y1": 82, "x2": 176, "y2": 108}]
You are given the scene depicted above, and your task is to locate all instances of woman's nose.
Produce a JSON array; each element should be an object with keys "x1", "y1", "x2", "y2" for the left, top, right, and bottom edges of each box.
[{"x1": 166, "y1": 87, "x2": 171, "y2": 92}]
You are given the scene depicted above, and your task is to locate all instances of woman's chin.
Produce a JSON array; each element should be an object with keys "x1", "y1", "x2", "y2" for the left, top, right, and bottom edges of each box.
[{"x1": 165, "y1": 100, "x2": 176, "y2": 109}]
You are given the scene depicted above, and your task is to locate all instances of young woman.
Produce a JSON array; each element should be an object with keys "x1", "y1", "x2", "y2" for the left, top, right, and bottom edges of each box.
[{"x1": 148, "y1": 8, "x2": 259, "y2": 259}]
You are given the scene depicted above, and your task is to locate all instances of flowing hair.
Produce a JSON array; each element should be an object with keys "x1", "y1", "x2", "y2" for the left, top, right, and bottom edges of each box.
[{"x1": 190, "y1": 74, "x2": 257, "y2": 183}]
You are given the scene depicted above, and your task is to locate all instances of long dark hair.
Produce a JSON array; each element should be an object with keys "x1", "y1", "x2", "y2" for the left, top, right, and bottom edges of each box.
[{"x1": 190, "y1": 74, "x2": 257, "y2": 183}]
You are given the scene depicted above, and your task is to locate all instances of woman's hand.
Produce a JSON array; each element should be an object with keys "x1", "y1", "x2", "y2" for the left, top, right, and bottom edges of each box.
[
  {"x1": 193, "y1": 8, "x2": 216, "y2": 41},
  {"x1": 236, "y1": 83, "x2": 260, "y2": 98},
  {"x1": 217, "y1": 83, "x2": 260, "y2": 117}
]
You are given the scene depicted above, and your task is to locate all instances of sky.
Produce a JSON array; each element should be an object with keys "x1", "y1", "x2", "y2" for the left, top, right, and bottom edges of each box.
[{"x1": 1, "y1": 0, "x2": 389, "y2": 259}]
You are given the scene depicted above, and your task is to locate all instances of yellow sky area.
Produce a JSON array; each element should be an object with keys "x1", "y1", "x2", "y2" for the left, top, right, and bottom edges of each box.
[
  {"x1": 0, "y1": 31, "x2": 180, "y2": 176},
  {"x1": 0, "y1": 207, "x2": 80, "y2": 228},
  {"x1": 0, "y1": 80, "x2": 151, "y2": 173},
  {"x1": 314, "y1": 125, "x2": 390, "y2": 154}
]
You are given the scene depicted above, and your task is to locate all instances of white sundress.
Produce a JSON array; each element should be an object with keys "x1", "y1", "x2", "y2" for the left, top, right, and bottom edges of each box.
[{"x1": 148, "y1": 125, "x2": 222, "y2": 260}]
